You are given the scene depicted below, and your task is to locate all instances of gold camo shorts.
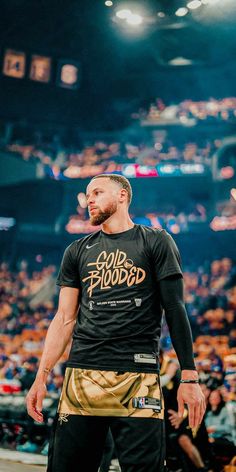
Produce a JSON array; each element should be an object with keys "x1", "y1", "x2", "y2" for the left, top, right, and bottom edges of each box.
[{"x1": 57, "y1": 367, "x2": 164, "y2": 419}]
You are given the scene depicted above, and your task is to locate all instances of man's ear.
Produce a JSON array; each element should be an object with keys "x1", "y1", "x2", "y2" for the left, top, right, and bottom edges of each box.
[{"x1": 119, "y1": 188, "x2": 128, "y2": 202}]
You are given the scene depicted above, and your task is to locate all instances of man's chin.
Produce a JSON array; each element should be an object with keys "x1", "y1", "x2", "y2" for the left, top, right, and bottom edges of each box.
[
  {"x1": 89, "y1": 207, "x2": 116, "y2": 226},
  {"x1": 89, "y1": 217, "x2": 101, "y2": 226}
]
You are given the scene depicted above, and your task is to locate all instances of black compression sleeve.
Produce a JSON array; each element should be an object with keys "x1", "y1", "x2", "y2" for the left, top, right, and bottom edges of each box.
[{"x1": 158, "y1": 275, "x2": 196, "y2": 371}]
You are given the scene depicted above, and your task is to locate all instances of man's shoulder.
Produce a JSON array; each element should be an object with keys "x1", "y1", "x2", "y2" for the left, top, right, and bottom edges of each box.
[
  {"x1": 137, "y1": 224, "x2": 166, "y2": 240},
  {"x1": 64, "y1": 231, "x2": 101, "y2": 255}
]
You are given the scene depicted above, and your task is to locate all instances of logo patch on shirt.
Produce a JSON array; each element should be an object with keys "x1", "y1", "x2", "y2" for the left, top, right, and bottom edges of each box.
[
  {"x1": 86, "y1": 243, "x2": 99, "y2": 249},
  {"x1": 134, "y1": 353, "x2": 156, "y2": 364},
  {"x1": 88, "y1": 301, "x2": 95, "y2": 311},
  {"x1": 134, "y1": 298, "x2": 142, "y2": 307}
]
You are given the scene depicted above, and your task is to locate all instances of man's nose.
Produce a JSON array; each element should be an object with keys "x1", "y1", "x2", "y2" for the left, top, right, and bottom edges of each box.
[{"x1": 87, "y1": 196, "x2": 95, "y2": 206}]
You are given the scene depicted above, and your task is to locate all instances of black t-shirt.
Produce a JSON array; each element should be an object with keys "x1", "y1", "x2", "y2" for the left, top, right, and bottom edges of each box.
[{"x1": 56, "y1": 225, "x2": 183, "y2": 373}]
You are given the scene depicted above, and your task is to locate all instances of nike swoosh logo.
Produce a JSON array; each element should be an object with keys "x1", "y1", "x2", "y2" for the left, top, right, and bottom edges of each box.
[{"x1": 86, "y1": 243, "x2": 99, "y2": 249}]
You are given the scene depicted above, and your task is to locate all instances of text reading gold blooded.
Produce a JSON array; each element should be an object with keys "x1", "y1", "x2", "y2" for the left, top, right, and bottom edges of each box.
[{"x1": 82, "y1": 249, "x2": 146, "y2": 297}]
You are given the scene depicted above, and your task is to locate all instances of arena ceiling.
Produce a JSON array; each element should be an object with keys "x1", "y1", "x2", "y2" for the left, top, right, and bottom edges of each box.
[{"x1": 0, "y1": 0, "x2": 236, "y2": 130}]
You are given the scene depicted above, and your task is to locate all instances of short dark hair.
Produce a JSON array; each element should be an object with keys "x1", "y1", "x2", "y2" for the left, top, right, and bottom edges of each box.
[{"x1": 91, "y1": 174, "x2": 132, "y2": 205}]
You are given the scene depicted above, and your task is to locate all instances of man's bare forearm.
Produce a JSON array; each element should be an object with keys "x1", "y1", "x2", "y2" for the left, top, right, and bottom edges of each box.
[{"x1": 36, "y1": 311, "x2": 75, "y2": 383}]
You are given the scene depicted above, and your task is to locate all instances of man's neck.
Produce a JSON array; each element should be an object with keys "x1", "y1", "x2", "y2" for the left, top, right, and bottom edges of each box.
[{"x1": 101, "y1": 217, "x2": 134, "y2": 234}]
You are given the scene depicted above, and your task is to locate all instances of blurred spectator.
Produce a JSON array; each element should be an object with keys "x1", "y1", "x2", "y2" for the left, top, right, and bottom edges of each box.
[
  {"x1": 160, "y1": 351, "x2": 215, "y2": 472},
  {"x1": 5, "y1": 134, "x2": 215, "y2": 178},
  {"x1": 205, "y1": 389, "x2": 235, "y2": 458},
  {"x1": 19, "y1": 357, "x2": 38, "y2": 392},
  {"x1": 134, "y1": 97, "x2": 236, "y2": 125},
  {"x1": 66, "y1": 204, "x2": 207, "y2": 236}
]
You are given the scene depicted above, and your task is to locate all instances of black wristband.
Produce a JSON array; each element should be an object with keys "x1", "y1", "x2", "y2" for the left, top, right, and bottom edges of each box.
[{"x1": 180, "y1": 379, "x2": 199, "y2": 384}]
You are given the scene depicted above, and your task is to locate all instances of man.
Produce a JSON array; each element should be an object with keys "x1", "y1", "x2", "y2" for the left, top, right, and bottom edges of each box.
[{"x1": 26, "y1": 174, "x2": 205, "y2": 472}]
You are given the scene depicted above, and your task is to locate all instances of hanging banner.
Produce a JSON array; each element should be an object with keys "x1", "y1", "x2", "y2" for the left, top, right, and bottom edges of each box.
[
  {"x1": 57, "y1": 60, "x2": 80, "y2": 89},
  {"x1": 3, "y1": 49, "x2": 26, "y2": 78},
  {"x1": 30, "y1": 55, "x2": 51, "y2": 83}
]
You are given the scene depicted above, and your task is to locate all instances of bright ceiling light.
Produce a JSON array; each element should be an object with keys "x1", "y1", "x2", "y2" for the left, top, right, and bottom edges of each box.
[
  {"x1": 201, "y1": 0, "x2": 220, "y2": 4},
  {"x1": 105, "y1": 0, "x2": 113, "y2": 6},
  {"x1": 175, "y1": 7, "x2": 188, "y2": 16},
  {"x1": 169, "y1": 57, "x2": 193, "y2": 65},
  {"x1": 187, "y1": 0, "x2": 202, "y2": 9},
  {"x1": 126, "y1": 13, "x2": 143, "y2": 25},
  {"x1": 116, "y1": 9, "x2": 132, "y2": 19},
  {"x1": 157, "y1": 11, "x2": 165, "y2": 18}
]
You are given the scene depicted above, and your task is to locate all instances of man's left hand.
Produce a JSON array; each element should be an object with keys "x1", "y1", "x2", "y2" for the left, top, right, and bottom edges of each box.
[{"x1": 177, "y1": 373, "x2": 206, "y2": 429}]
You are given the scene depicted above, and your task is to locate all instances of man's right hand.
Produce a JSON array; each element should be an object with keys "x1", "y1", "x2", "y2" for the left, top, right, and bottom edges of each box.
[{"x1": 26, "y1": 380, "x2": 47, "y2": 423}]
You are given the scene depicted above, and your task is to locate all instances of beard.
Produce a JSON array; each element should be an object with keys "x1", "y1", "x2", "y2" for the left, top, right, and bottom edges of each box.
[{"x1": 89, "y1": 202, "x2": 117, "y2": 226}]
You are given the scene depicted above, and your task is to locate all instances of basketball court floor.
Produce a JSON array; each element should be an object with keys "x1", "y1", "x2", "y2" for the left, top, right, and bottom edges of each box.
[{"x1": 0, "y1": 449, "x2": 120, "y2": 471}]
